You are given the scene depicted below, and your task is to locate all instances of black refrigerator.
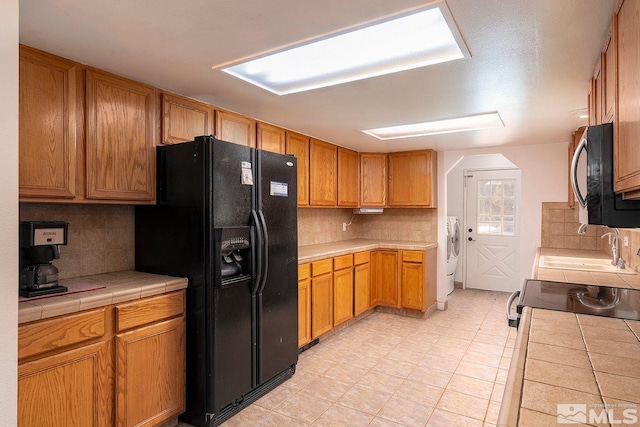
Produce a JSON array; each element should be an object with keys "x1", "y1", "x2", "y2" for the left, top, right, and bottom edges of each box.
[{"x1": 135, "y1": 136, "x2": 298, "y2": 426}]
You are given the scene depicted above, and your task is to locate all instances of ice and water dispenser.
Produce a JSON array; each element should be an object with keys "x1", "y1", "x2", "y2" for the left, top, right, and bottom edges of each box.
[{"x1": 216, "y1": 227, "x2": 252, "y2": 286}]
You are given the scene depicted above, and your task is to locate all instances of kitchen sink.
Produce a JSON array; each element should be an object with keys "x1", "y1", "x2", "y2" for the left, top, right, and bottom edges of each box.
[{"x1": 539, "y1": 255, "x2": 638, "y2": 275}]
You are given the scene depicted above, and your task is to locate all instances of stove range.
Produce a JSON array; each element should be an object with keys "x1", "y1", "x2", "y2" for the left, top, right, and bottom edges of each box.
[{"x1": 506, "y1": 279, "x2": 640, "y2": 328}]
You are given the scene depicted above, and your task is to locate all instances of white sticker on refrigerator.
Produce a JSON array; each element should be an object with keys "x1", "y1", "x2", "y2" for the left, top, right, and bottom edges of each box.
[
  {"x1": 241, "y1": 162, "x2": 253, "y2": 186},
  {"x1": 270, "y1": 181, "x2": 288, "y2": 197}
]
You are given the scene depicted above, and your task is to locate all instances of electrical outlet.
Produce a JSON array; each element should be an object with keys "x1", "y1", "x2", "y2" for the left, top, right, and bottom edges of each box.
[
  {"x1": 342, "y1": 222, "x2": 347, "y2": 232},
  {"x1": 624, "y1": 236, "x2": 629, "y2": 247}
]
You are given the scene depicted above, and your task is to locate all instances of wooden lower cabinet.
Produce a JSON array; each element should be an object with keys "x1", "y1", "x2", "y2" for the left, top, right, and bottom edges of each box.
[
  {"x1": 354, "y1": 251, "x2": 371, "y2": 316},
  {"x1": 18, "y1": 341, "x2": 112, "y2": 427},
  {"x1": 17, "y1": 290, "x2": 186, "y2": 427},
  {"x1": 372, "y1": 251, "x2": 399, "y2": 307},
  {"x1": 333, "y1": 254, "x2": 354, "y2": 326},
  {"x1": 311, "y1": 259, "x2": 334, "y2": 339},
  {"x1": 401, "y1": 251, "x2": 425, "y2": 311},
  {"x1": 298, "y1": 263, "x2": 312, "y2": 347},
  {"x1": 116, "y1": 317, "x2": 185, "y2": 427}
]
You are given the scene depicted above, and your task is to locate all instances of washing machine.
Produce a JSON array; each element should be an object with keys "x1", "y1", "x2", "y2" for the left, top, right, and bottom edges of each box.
[{"x1": 446, "y1": 216, "x2": 460, "y2": 295}]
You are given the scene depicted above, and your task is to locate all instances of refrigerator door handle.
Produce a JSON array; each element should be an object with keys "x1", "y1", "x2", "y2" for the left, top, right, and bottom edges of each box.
[
  {"x1": 251, "y1": 210, "x2": 263, "y2": 295},
  {"x1": 257, "y1": 210, "x2": 269, "y2": 294}
]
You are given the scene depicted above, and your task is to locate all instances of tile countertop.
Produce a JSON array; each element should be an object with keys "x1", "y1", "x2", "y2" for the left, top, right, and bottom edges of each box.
[
  {"x1": 18, "y1": 271, "x2": 188, "y2": 325},
  {"x1": 498, "y1": 249, "x2": 640, "y2": 426},
  {"x1": 298, "y1": 239, "x2": 438, "y2": 264}
]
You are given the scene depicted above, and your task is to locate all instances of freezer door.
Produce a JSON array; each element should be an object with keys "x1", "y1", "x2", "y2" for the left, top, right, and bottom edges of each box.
[{"x1": 256, "y1": 150, "x2": 299, "y2": 385}]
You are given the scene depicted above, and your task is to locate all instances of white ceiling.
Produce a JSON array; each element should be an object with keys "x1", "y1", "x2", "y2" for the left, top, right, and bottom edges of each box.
[{"x1": 19, "y1": 0, "x2": 616, "y2": 152}]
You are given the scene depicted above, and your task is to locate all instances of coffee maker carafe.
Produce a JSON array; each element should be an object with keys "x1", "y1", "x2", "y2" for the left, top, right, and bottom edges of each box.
[{"x1": 20, "y1": 221, "x2": 68, "y2": 297}]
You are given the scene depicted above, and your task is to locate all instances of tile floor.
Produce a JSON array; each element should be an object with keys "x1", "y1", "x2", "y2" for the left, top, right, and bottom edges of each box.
[{"x1": 180, "y1": 289, "x2": 516, "y2": 427}]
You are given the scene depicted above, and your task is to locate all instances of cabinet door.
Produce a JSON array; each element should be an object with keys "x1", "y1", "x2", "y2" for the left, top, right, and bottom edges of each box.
[
  {"x1": 354, "y1": 262, "x2": 370, "y2": 316},
  {"x1": 19, "y1": 46, "x2": 80, "y2": 200},
  {"x1": 18, "y1": 341, "x2": 112, "y2": 427},
  {"x1": 310, "y1": 139, "x2": 337, "y2": 206},
  {"x1": 86, "y1": 70, "x2": 156, "y2": 201},
  {"x1": 360, "y1": 153, "x2": 387, "y2": 207},
  {"x1": 371, "y1": 251, "x2": 398, "y2": 307},
  {"x1": 298, "y1": 266, "x2": 312, "y2": 347},
  {"x1": 401, "y1": 251, "x2": 425, "y2": 311},
  {"x1": 286, "y1": 132, "x2": 310, "y2": 207},
  {"x1": 333, "y1": 267, "x2": 354, "y2": 326},
  {"x1": 215, "y1": 109, "x2": 256, "y2": 147},
  {"x1": 337, "y1": 147, "x2": 359, "y2": 207},
  {"x1": 116, "y1": 316, "x2": 185, "y2": 427},
  {"x1": 603, "y1": 20, "x2": 616, "y2": 124},
  {"x1": 161, "y1": 92, "x2": 213, "y2": 145},
  {"x1": 311, "y1": 272, "x2": 333, "y2": 339},
  {"x1": 388, "y1": 150, "x2": 437, "y2": 207},
  {"x1": 615, "y1": 0, "x2": 640, "y2": 195},
  {"x1": 594, "y1": 59, "x2": 603, "y2": 126},
  {"x1": 257, "y1": 122, "x2": 286, "y2": 154}
]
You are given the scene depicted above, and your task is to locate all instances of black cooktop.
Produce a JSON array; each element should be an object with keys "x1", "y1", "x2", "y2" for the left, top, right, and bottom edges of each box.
[{"x1": 518, "y1": 279, "x2": 640, "y2": 321}]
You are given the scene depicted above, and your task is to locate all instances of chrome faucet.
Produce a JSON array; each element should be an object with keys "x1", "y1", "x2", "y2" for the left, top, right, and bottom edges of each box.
[{"x1": 601, "y1": 228, "x2": 625, "y2": 269}]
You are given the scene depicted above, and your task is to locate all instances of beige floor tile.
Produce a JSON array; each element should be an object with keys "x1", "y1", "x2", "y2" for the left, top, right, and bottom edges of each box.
[
  {"x1": 253, "y1": 411, "x2": 309, "y2": 427},
  {"x1": 254, "y1": 384, "x2": 298, "y2": 410},
  {"x1": 520, "y1": 380, "x2": 603, "y2": 417},
  {"x1": 454, "y1": 360, "x2": 498, "y2": 382},
  {"x1": 418, "y1": 352, "x2": 461, "y2": 373},
  {"x1": 524, "y1": 358, "x2": 599, "y2": 395},
  {"x1": 304, "y1": 375, "x2": 352, "y2": 402},
  {"x1": 273, "y1": 391, "x2": 332, "y2": 423},
  {"x1": 394, "y1": 379, "x2": 444, "y2": 406},
  {"x1": 462, "y1": 350, "x2": 502, "y2": 368},
  {"x1": 371, "y1": 357, "x2": 415, "y2": 379},
  {"x1": 436, "y1": 389, "x2": 489, "y2": 421},
  {"x1": 472, "y1": 332, "x2": 507, "y2": 347},
  {"x1": 446, "y1": 328, "x2": 478, "y2": 341},
  {"x1": 446, "y1": 374, "x2": 494, "y2": 400},
  {"x1": 595, "y1": 372, "x2": 640, "y2": 404},
  {"x1": 368, "y1": 417, "x2": 405, "y2": 427},
  {"x1": 407, "y1": 365, "x2": 453, "y2": 388},
  {"x1": 425, "y1": 409, "x2": 483, "y2": 427},
  {"x1": 490, "y1": 382, "x2": 505, "y2": 403},
  {"x1": 357, "y1": 370, "x2": 404, "y2": 393},
  {"x1": 526, "y1": 341, "x2": 592, "y2": 369},
  {"x1": 428, "y1": 344, "x2": 468, "y2": 359},
  {"x1": 495, "y1": 368, "x2": 508, "y2": 385},
  {"x1": 436, "y1": 335, "x2": 473, "y2": 349},
  {"x1": 377, "y1": 394, "x2": 434, "y2": 427},
  {"x1": 484, "y1": 401, "x2": 501, "y2": 425},
  {"x1": 590, "y1": 352, "x2": 640, "y2": 379},
  {"x1": 296, "y1": 354, "x2": 336, "y2": 375},
  {"x1": 338, "y1": 384, "x2": 393, "y2": 415},
  {"x1": 222, "y1": 404, "x2": 272, "y2": 426},
  {"x1": 322, "y1": 362, "x2": 369, "y2": 385},
  {"x1": 310, "y1": 404, "x2": 373, "y2": 427}
]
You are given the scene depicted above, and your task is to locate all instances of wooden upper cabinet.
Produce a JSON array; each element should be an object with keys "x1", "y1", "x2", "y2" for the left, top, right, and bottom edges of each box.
[
  {"x1": 337, "y1": 147, "x2": 359, "y2": 207},
  {"x1": 593, "y1": 58, "x2": 603, "y2": 126},
  {"x1": 388, "y1": 150, "x2": 438, "y2": 208},
  {"x1": 286, "y1": 132, "x2": 310, "y2": 207},
  {"x1": 360, "y1": 153, "x2": 387, "y2": 207},
  {"x1": 85, "y1": 69, "x2": 156, "y2": 202},
  {"x1": 215, "y1": 109, "x2": 256, "y2": 147},
  {"x1": 161, "y1": 92, "x2": 213, "y2": 145},
  {"x1": 309, "y1": 139, "x2": 337, "y2": 206},
  {"x1": 602, "y1": 19, "x2": 617, "y2": 124},
  {"x1": 614, "y1": 0, "x2": 640, "y2": 195},
  {"x1": 257, "y1": 122, "x2": 286, "y2": 154},
  {"x1": 19, "y1": 46, "x2": 81, "y2": 200}
]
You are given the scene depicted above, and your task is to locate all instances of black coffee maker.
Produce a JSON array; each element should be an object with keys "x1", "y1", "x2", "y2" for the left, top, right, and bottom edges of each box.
[{"x1": 19, "y1": 221, "x2": 69, "y2": 297}]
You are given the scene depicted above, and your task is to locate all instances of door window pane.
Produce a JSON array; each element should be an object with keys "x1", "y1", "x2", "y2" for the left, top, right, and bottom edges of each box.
[{"x1": 477, "y1": 179, "x2": 516, "y2": 236}]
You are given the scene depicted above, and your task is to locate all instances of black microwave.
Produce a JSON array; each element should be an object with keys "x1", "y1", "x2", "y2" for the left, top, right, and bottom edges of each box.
[{"x1": 571, "y1": 122, "x2": 640, "y2": 228}]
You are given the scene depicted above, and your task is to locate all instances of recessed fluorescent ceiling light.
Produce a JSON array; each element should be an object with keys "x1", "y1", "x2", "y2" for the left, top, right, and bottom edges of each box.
[
  {"x1": 221, "y1": 3, "x2": 468, "y2": 95},
  {"x1": 362, "y1": 113, "x2": 504, "y2": 140}
]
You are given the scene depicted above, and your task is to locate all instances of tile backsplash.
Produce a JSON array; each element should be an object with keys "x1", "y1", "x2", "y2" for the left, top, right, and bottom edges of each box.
[
  {"x1": 297, "y1": 208, "x2": 437, "y2": 246},
  {"x1": 19, "y1": 203, "x2": 134, "y2": 279},
  {"x1": 541, "y1": 202, "x2": 640, "y2": 273}
]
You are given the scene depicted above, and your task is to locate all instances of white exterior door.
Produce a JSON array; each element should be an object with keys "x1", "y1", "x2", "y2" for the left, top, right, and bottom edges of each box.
[{"x1": 465, "y1": 169, "x2": 521, "y2": 292}]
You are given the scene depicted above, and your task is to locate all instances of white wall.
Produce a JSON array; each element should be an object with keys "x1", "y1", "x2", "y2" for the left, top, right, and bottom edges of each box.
[
  {"x1": 0, "y1": 0, "x2": 19, "y2": 424},
  {"x1": 437, "y1": 142, "x2": 568, "y2": 304}
]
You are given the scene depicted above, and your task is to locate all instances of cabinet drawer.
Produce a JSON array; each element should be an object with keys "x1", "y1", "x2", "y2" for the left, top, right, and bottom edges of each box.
[
  {"x1": 354, "y1": 251, "x2": 370, "y2": 265},
  {"x1": 311, "y1": 258, "x2": 333, "y2": 277},
  {"x1": 333, "y1": 254, "x2": 353, "y2": 270},
  {"x1": 116, "y1": 290, "x2": 185, "y2": 332},
  {"x1": 403, "y1": 250, "x2": 424, "y2": 263},
  {"x1": 299, "y1": 263, "x2": 311, "y2": 280},
  {"x1": 19, "y1": 308, "x2": 106, "y2": 360}
]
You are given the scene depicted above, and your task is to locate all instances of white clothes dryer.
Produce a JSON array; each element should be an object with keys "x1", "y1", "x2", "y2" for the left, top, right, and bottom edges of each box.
[{"x1": 446, "y1": 216, "x2": 460, "y2": 295}]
